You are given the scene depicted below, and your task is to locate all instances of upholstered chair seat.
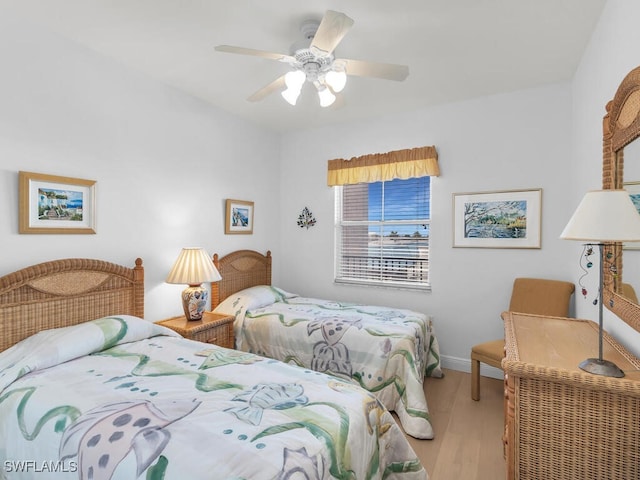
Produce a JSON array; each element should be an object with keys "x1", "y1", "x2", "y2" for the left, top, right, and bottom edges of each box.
[{"x1": 471, "y1": 278, "x2": 575, "y2": 401}]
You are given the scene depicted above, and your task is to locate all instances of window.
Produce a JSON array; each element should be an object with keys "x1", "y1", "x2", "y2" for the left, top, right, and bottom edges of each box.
[{"x1": 334, "y1": 176, "x2": 431, "y2": 289}]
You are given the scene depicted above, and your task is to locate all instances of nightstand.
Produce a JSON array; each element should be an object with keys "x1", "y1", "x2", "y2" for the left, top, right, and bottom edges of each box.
[{"x1": 157, "y1": 312, "x2": 235, "y2": 349}]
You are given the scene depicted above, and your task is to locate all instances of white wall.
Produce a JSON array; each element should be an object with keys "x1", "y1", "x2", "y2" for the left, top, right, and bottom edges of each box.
[
  {"x1": 279, "y1": 84, "x2": 576, "y2": 372},
  {"x1": 0, "y1": 14, "x2": 281, "y2": 321},
  {"x1": 3, "y1": 1, "x2": 640, "y2": 372},
  {"x1": 571, "y1": 0, "x2": 640, "y2": 356},
  {"x1": 277, "y1": 0, "x2": 640, "y2": 372}
]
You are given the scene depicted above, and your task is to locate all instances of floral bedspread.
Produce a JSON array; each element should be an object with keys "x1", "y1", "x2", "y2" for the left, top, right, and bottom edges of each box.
[
  {"x1": 0, "y1": 316, "x2": 427, "y2": 480},
  {"x1": 214, "y1": 286, "x2": 443, "y2": 439}
]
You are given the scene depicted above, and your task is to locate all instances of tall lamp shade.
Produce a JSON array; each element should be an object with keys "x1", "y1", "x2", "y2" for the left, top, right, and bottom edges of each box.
[
  {"x1": 560, "y1": 190, "x2": 640, "y2": 241},
  {"x1": 560, "y1": 190, "x2": 640, "y2": 377},
  {"x1": 166, "y1": 248, "x2": 221, "y2": 321}
]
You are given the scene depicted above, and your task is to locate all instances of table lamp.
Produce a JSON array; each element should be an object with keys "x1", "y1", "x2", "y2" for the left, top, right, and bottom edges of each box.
[
  {"x1": 560, "y1": 189, "x2": 640, "y2": 377},
  {"x1": 166, "y1": 247, "x2": 222, "y2": 321}
]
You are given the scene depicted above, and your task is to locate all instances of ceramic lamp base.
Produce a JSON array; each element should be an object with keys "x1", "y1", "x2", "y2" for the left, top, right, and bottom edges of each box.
[{"x1": 181, "y1": 284, "x2": 208, "y2": 321}]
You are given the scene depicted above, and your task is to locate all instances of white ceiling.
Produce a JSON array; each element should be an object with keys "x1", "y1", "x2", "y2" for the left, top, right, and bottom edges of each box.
[{"x1": 1, "y1": 0, "x2": 607, "y2": 133}]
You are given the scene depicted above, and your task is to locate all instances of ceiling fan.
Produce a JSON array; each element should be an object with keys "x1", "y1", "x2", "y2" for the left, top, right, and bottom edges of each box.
[{"x1": 215, "y1": 10, "x2": 409, "y2": 108}]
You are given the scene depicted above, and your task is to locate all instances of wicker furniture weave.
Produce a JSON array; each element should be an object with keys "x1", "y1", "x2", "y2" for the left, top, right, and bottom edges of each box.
[
  {"x1": 211, "y1": 249, "x2": 272, "y2": 308},
  {"x1": 157, "y1": 312, "x2": 234, "y2": 348},
  {"x1": 502, "y1": 311, "x2": 640, "y2": 480},
  {"x1": 0, "y1": 258, "x2": 144, "y2": 352}
]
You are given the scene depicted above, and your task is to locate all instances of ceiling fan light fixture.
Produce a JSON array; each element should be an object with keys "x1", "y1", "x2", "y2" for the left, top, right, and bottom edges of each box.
[
  {"x1": 216, "y1": 10, "x2": 409, "y2": 107},
  {"x1": 317, "y1": 85, "x2": 336, "y2": 107},
  {"x1": 284, "y1": 70, "x2": 306, "y2": 90},
  {"x1": 325, "y1": 69, "x2": 347, "y2": 93},
  {"x1": 282, "y1": 70, "x2": 305, "y2": 105},
  {"x1": 281, "y1": 87, "x2": 301, "y2": 106}
]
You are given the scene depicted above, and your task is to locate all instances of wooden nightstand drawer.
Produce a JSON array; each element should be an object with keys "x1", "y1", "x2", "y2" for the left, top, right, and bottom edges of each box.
[{"x1": 157, "y1": 312, "x2": 235, "y2": 349}]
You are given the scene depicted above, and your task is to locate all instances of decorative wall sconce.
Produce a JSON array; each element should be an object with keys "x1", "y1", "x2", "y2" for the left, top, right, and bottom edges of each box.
[{"x1": 297, "y1": 207, "x2": 317, "y2": 229}]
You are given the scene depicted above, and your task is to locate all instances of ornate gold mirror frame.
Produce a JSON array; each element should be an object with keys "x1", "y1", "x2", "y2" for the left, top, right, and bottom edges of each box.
[{"x1": 602, "y1": 65, "x2": 640, "y2": 332}]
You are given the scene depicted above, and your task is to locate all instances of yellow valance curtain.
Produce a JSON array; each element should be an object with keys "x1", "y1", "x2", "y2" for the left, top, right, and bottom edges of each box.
[{"x1": 327, "y1": 145, "x2": 439, "y2": 186}]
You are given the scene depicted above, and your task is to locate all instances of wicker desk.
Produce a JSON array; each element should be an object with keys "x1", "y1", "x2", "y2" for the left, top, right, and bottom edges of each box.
[{"x1": 502, "y1": 311, "x2": 640, "y2": 480}]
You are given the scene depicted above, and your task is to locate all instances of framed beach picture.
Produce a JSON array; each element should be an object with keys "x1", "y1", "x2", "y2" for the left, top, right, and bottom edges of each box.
[
  {"x1": 623, "y1": 181, "x2": 640, "y2": 250},
  {"x1": 453, "y1": 188, "x2": 542, "y2": 248},
  {"x1": 19, "y1": 171, "x2": 96, "y2": 234},
  {"x1": 225, "y1": 199, "x2": 254, "y2": 234}
]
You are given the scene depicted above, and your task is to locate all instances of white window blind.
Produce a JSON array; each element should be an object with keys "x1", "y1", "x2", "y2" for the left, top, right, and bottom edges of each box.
[{"x1": 334, "y1": 176, "x2": 431, "y2": 289}]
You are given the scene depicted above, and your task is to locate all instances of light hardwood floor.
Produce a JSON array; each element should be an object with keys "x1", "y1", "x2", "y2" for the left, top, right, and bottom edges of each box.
[{"x1": 398, "y1": 369, "x2": 506, "y2": 480}]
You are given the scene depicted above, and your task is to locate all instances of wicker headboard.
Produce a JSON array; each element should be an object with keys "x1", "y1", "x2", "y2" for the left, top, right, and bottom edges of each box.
[
  {"x1": 0, "y1": 258, "x2": 144, "y2": 352},
  {"x1": 211, "y1": 250, "x2": 272, "y2": 308}
]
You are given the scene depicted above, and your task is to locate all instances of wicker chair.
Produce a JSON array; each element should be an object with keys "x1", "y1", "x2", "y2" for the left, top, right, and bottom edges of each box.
[
  {"x1": 470, "y1": 277, "x2": 575, "y2": 400},
  {"x1": 621, "y1": 282, "x2": 639, "y2": 304}
]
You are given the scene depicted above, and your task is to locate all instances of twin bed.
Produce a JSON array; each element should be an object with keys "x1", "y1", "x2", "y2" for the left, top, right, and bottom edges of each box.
[
  {"x1": 0, "y1": 256, "x2": 428, "y2": 480},
  {"x1": 211, "y1": 250, "x2": 442, "y2": 440}
]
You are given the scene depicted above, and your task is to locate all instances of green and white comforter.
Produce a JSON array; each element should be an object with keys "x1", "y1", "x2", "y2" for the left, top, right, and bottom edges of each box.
[
  {"x1": 214, "y1": 286, "x2": 443, "y2": 439},
  {"x1": 0, "y1": 315, "x2": 427, "y2": 480}
]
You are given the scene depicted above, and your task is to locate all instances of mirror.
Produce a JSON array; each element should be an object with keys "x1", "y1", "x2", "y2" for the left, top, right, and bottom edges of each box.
[
  {"x1": 602, "y1": 65, "x2": 640, "y2": 332},
  {"x1": 620, "y1": 140, "x2": 640, "y2": 303}
]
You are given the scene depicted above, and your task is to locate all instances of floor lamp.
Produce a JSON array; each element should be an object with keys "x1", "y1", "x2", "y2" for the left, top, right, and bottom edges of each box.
[{"x1": 560, "y1": 190, "x2": 640, "y2": 377}]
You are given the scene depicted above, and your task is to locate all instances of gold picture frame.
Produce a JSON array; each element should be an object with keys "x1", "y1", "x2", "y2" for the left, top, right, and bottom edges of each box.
[
  {"x1": 225, "y1": 199, "x2": 254, "y2": 234},
  {"x1": 19, "y1": 171, "x2": 96, "y2": 234}
]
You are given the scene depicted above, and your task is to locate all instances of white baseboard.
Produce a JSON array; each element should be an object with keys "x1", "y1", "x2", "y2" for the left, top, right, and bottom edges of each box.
[{"x1": 439, "y1": 354, "x2": 504, "y2": 380}]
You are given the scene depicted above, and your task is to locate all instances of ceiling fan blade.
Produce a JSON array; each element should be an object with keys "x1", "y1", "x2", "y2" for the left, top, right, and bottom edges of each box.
[
  {"x1": 215, "y1": 45, "x2": 294, "y2": 63},
  {"x1": 341, "y1": 58, "x2": 409, "y2": 81},
  {"x1": 310, "y1": 10, "x2": 354, "y2": 56},
  {"x1": 247, "y1": 75, "x2": 286, "y2": 102}
]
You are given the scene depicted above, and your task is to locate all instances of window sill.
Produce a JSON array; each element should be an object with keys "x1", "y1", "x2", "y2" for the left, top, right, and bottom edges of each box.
[{"x1": 334, "y1": 278, "x2": 431, "y2": 292}]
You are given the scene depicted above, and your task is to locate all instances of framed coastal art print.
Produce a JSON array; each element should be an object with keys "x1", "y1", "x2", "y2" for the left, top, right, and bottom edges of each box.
[
  {"x1": 453, "y1": 188, "x2": 542, "y2": 248},
  {"x1": 19, "y1": 171, "x2": 96, "y2": 234},
  {"x1": 225, "y1": 199, "x2": 254, "y2": 234}
]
